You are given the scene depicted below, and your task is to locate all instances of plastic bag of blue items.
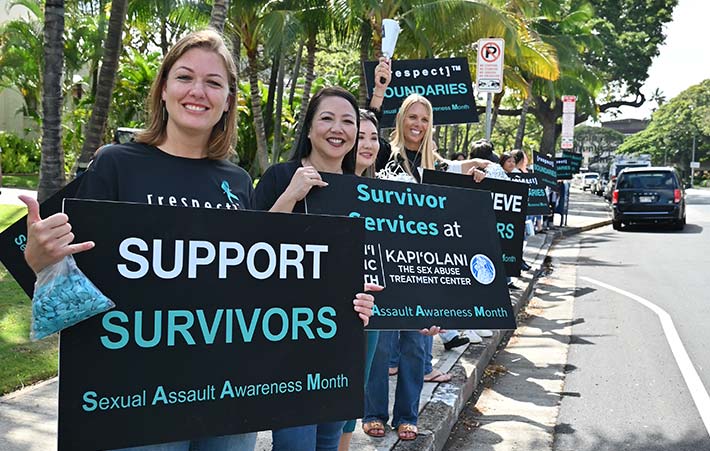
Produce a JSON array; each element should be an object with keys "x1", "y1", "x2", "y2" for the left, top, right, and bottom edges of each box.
[{"x1": 30, "y1": 255, "x2": 115, "y2": 340}]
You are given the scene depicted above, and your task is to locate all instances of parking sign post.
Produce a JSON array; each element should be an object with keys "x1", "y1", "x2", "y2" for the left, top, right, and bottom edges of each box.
[{"x1": 476, "y1": 38, "x2": 505, "y2": 140}]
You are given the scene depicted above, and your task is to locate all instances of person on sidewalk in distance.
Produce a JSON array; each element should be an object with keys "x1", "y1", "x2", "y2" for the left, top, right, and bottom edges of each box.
[
  {"x1": 361, "y1": 93, "x2": 492, "y2": 442},
  {"x1": 469, "y1": 138, "x2": 499, "y2": 163},
  {"x1": 254, "y1": 86, "x2": 378, "y2": 451},
  {"x1": 20, "y1": 29, "x2": 259, "y2": 451},
  {"x1": 509, "y1": 149, "x2": 535, "y2": 272}
]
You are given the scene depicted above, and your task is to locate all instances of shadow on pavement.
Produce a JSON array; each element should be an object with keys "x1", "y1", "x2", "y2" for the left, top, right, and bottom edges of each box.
[
  {"x1": 554, "y1": 430, "x2": 710, "y2": 451},
  {"x1": 619, "y1": 223, "x2": 703, "y2": 235}
]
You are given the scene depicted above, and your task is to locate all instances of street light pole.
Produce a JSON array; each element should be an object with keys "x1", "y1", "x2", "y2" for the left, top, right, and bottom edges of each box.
[{"x1": 691, "y1": 135, "x2": 696, "y2": 187}]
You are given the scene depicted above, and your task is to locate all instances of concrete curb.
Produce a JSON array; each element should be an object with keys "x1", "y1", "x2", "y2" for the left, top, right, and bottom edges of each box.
[{"x1": 392, "y1": 219, "x2": 609, "y2": 451}]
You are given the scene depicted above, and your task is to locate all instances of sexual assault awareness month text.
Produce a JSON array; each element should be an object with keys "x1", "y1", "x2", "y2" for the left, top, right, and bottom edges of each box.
[{"x1": 57, "y1": 200, "x2": 366, "y2": 451}]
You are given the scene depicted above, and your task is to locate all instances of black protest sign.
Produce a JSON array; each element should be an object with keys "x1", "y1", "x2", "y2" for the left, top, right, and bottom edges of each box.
[
  {"x1": 508, "y1": 173, "x2": 552, "y2": 215},
  {"x1": 421, "y1": 170, "x2": 528, "y2": 277},
  {"x1": 0, "y1": 178, "x2": 82, "y2": 298},
  {"x1": 58, "y1": 200, "x2": 365, "y2": 451},
  {"x1": 555, "y1": 157, "x2": 573, "y2": 179},
  {"x1": 363, "y1": 57, "x2": 479, "y2": 128},
  {"x1": 305, "y1": 173, "x2": 515, "y2": 331},
  {"x1": 533, "y1": 152, "x2": 557, "y2": 189},
  {"x1": 563, "y1": 151, "x2": 583, "y2": 173}
]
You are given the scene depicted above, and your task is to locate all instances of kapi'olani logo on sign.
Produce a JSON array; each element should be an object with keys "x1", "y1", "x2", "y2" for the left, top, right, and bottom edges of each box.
[{"x1": 470, "y1": 254, "x2": 496, "y2": 285}]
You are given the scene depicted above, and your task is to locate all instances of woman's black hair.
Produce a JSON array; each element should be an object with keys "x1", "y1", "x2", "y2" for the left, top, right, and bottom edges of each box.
[
  {"x1": 291, "y1": 86, "x2": 359, "y2": 174},
  {"x1": 499, "y1": 151, "x2": 513, "y2": 168},
  {"x1": 359, "y1": 108, "x2": 379, "y2": 128},
  {"x1": 511, "y1": 149, "x2": 526, "y2": 165}
]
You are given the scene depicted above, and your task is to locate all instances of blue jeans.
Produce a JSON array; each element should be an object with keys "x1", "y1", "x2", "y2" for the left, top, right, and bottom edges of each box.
[
  {"x1": 388, "y1": 331, "x2": 400, "y2": 368},
  {"x1": 343, "y1": 331, "x2": 380, "y2": 433},
  {"x1": 111, "y1": 432, "x2": 257, "y2": 451},
  {"x1": 364, "y1": 331, "x2": 426, "y2": 427},
  {"x1": 272, "y1": 422, "x2": 345, "y2": 451},
  {"x1": 425, "y1": 335, "x2": 433, "y2": 375}
]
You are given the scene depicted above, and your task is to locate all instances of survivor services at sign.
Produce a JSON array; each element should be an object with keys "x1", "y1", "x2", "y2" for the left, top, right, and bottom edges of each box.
[
  {"x1": 306, "y1": 173, "x2": 515, "y2": 331},
  {"x1": 58, "y1": 200, "x2": 365, "y2": 451}
]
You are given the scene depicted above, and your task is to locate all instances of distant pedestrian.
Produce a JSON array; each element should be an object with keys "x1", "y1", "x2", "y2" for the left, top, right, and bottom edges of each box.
[{"x1": 470, "y1": 139, "x2": 499, "y2": 163}]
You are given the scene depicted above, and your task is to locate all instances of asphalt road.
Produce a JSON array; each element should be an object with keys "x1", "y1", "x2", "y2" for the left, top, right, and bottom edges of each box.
[{"x1": 555, "y1": 192, "x2": 710, "y2": 450}]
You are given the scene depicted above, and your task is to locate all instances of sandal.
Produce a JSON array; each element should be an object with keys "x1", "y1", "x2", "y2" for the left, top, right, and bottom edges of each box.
[
  {"x1": 388, "y1": 367, "x2": 398, "y2": 376},
  {"x1": 362, "y1": 420, "x2": 386, "y2": 438},
  {"x1": 424, "y1": 369, "x2": 452, "y2": 383},
  {"x1": 397, "y1": 423, "x2": 418, "y2": 441}
]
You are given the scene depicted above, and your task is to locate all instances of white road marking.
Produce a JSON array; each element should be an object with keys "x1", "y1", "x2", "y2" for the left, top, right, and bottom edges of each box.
[{"x1": 581, "y1": 276, "x2": 710, "y2": 437}]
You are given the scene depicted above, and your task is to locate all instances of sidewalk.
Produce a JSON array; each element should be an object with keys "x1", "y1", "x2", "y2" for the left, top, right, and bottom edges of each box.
[
  {"x1": 0, "y1": 187, "x2": 36, "y2": 207},
  {"x1": 0, "y1": 189, "x2": 613, "y2": 451}
]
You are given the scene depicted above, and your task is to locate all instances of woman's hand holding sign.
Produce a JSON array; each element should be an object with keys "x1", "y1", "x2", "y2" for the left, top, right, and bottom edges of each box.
[
  {"x1": 19, "y1": 195, "x2": 94, "y2": 274},
  {"x1": 355, "y1": 283, "x2": 383, "y2": 327}
]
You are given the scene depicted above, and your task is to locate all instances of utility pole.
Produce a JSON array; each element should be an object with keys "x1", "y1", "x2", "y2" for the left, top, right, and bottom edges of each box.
[{"x1": 691, "y1": 135, "x2": 696, "y2": 187}]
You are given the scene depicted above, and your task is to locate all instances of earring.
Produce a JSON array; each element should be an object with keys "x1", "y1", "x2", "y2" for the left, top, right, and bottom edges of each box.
[{"x1": 162, "y1": 102, "x2": 168, "y2": 123}]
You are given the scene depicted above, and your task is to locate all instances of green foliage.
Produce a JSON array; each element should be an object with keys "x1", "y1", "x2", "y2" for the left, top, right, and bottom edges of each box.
[
  {"x1": 110, "y1": 49, "x2": 161, "y2": 128},
  {"x1": 1, "y1": 174, "x2": 39, "y2": 189},
  {"x1": 0, "y1": 131, "x2": 41, "y2": 173},
  {"x1": 573, "y1": 125, "x2": 625, "y2": 158},
  {"x1": 617, "y1": 80, "x2": 710, "y2": 171}
]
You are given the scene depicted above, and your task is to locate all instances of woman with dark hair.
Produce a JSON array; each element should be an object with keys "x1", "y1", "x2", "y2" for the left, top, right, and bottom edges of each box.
[
  {"x1": 500, "y1": 151, "x2": 516, "y2": 173},
  {"x1": 254, "y1": 87, "x2": 377, "y2": 451},
  {"x1": 21, "y1": 29, "x2": 257, "y2": 451}
]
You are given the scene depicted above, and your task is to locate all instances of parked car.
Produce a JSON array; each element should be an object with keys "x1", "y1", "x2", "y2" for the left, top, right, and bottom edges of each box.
[
  {"x1": 591, "y1": 175, "x2": 608, "y2": 196},
  {"x1": 581, "y1": 172, "x2": 599, "y2": 191},
  {"x1": 611, "y1": 167, "x2": 686, "y2": 230},
  {"x1": 603, "y1": 176, "x2": 616, "y2": 201}
]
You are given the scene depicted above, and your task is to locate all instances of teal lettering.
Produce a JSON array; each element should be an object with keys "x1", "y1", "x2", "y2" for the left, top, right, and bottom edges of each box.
[
  {"x1": 317, "y1": 307, "x2": 337, "y2": 339},
  {"x1": 101, "y1": 311, "x2": 130, "y2": 350},
  {"x1": 82, "y1": 391, "x2": 97, "y2": 412}
]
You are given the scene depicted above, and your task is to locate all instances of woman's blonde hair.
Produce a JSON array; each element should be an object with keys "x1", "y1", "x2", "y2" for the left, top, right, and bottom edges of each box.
[
  {"x1": 389, "y1": 94, "x2": 443, "y2": 176},
  {"x1": 135, "y1": 29, "x2": 238, "y2": 160}
]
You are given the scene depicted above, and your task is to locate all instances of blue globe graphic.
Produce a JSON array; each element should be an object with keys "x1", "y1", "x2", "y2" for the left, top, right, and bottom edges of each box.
[{"x1": 470, "y1": 254, "x2": 496, "y2": 285}]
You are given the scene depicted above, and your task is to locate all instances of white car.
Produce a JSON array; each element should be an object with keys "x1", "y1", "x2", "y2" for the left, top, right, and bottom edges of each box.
[{"x1": 581, "y1": 172, "x2": 599, "y2": 190}]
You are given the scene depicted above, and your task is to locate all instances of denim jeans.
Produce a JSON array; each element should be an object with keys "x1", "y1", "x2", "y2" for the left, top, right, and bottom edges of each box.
[
  {"x1": 343, "y1": 330, "x2": 380, "y2": 433},
  {"x1": 271, "y1": 421, "x2": 345, "y2": 451},
  {"x1": 364, "y1": 330, "x2": 426, "y2": 427},
  {"x1": 388, "y1": 331, "x2": 400, "y2": 368},
  {"x1": 424, "y1": 335, "x2": 433, "y2": 375},
  {"x1": 111, "y1": 432, "x2": 257, "y2": 451}
]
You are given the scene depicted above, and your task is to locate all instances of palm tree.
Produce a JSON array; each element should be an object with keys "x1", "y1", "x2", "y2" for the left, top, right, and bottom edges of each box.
[
  {"x1": 210, "y1": 0, "x2": 230, "y2": 32},
  {"x1": 77, "y1": 0, "x2": 128, "y2": 168},
  {"x1": 38, "y1": 0, "x2": 65, "y2": 201}
]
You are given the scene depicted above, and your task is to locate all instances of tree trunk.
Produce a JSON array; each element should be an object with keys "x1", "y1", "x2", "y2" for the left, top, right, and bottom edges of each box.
[
  {"x1": 77, "y1": 0, "x2": 128, "y2": 168},
  {"x1": 90, "y1": 0, "x2": 107, "y2": 99},
  {"x1": 358, "y1": 19, "x2": 371, "y2": 106},
  {"x1": 294, "y1": 31, "x2": 317, "y2": 141},
  {"x1": 514, "y1": 94, "x2": 532, "y2": 149},
  {"x1": 38, "y1": 0, "x2": 66, "y2": 202},
  {"x1": 533, "y1": 97, "x2": 560, "y2": 157},
  {"x1": 247, "y1": 49, "x2": 270, "y2": 173},
  {"x1": 463, "y1": 123, "x2": 471, "y2": 154},
  {"x1": 160, "y1": 18, "x2": 168, "y2": 56},
  {"x1": 209, "y1": 0, "x2": 229, "y2": 33},
  {"x1": 264, "y1": 50, "x2": 280, "y2": 139},
  {"x1": 271, "y1": 45, "x2": 286, "y2": 164},
  {"x1": 288, "y1": 40, "x2": 304, "y2": 109},
  {"x1": 489, "y1": 90, "x2": 505, "y2": 134}
]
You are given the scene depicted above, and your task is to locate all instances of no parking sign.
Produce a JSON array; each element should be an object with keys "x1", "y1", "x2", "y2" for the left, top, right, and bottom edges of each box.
[{"x1": 476, "y1": 38, "x2": 504, "y2": 93}]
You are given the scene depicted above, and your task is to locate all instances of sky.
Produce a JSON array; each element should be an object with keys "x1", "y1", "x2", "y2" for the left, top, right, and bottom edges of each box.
[{"x1": 606, "y1": 0, "x2": 710, "y2": 120}]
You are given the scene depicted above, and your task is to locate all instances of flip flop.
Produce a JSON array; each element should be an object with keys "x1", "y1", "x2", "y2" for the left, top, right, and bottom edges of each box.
[
  {"x1": 397, "y1": 423, "x2": 418, "y2": 441},
  {"x1": 362, "y1": 420, "x2": 386, "y2": 438},
  {"x1": 388, "y1": 367, "x2": 398, "y2": 376},
  {"x1": 424, "y1": 369, "x2": 452, "y2": 383}
]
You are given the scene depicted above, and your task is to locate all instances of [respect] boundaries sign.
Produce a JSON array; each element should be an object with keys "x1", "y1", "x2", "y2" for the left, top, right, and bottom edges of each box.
[
  {"x1": 363, "y1": 57, "x2": 479, "y2": 128},
  {"x1": 305, "y1": 173, "x2": 515, "y2": 331},
  {"x1": 555, "y1": 157, "x2": 573, "y2": 180},
  {"x1": 533, "y1": 152, "x2": 557, "y2": 189},
  {"x1": 508, "y1": 173, "x2": 552, "y2": 216},
  {"x1": 57, "y1": 200, "x2": 365, "y2": 451},
  {"x1": 421, "y1": 170, "x2": 528, "y2": 277}
]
